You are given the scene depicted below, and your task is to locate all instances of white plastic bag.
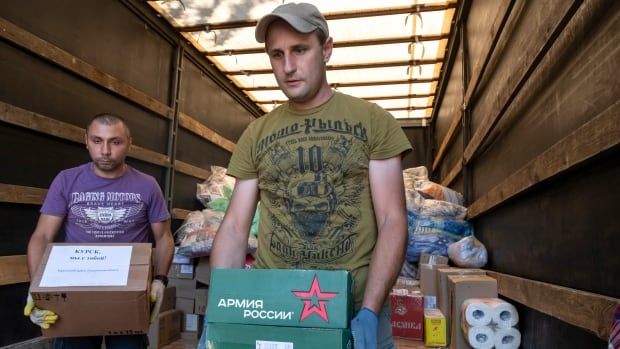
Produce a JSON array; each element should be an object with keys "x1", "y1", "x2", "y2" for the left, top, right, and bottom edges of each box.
[{"x1": 448, "y1": 236, "x2": 488, "y2": 268}]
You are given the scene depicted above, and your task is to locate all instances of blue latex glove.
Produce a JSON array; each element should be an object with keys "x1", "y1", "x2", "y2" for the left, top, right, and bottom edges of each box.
[{"x1": 351, "y1": 307, "x2": 379, "y2": 349}]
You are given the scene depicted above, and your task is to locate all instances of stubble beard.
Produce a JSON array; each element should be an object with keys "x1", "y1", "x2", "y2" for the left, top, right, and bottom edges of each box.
[{"x1": 94, "y1": 158, "x2": 123, "y2": 173}]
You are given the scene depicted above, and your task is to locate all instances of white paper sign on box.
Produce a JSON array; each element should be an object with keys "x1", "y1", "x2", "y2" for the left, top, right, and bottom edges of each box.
[{"x1": 39, "y1": 245, "x2": 132, "y2": 287}]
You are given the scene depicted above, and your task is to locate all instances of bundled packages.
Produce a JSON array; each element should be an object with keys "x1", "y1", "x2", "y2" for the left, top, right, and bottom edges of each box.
[
  {"x1": 461, "y1": 298, "x2": 521, "y2": 349},
  {"x1": 401, "y1": 166, "x2": 476, "y2": 278},
  {"x1": 175, "y1": 166, "x2": 259, "y2": 257}
]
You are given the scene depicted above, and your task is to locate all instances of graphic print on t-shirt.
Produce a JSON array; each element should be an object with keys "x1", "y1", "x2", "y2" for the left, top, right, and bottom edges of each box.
[
  {"x1": 69, "y1": 191, "x2": 144, "y2": 239},
  {"x1": 257, "y1": 117, "x2": 368, "y2": 267}
]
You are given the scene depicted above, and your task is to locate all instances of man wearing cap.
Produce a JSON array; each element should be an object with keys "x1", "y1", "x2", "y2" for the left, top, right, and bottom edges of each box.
[{"x1": 211, "y1": 3, "x2": 412, "y2": 349}]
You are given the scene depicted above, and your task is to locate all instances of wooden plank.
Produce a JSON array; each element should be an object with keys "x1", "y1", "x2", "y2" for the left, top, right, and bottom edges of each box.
[
  {"x1": 0, "y1": 255, "x2": 29, "y2": 286},
  {"x1": 0, "y1": 101, "x2": 170, "y2": 167},
  {"x1": 128, "y1": 146, "x2": 170, "y2": 167},
  {"x1": 432, "y1": 108, "x2": 463, "y2": 172},
  {"x1": 0, "y1": 183, "x2": 46, "y2": 205},
  {"x1": 432, "y1": 1, "x2": 515, "y2": 173},
  {"x1": 487, "y1": 271, "x2": 620, "y2": 341},
  {"x1": 468, "y1": 100, "x2": 620, "y2": 219},
  {"x1": 0, "y1": 16, "x2": 172, "y2": 119},
  {"x1": 174, "y1": 160, "x2": 211, "y2": 181},
  {"x1": 440, "y1": 159, "x2": 462, "y2": 187},
  {"x1": 0, "y1": 101, "x2": 83, "y2": 143},
  {"x1": 178, "y1": 112, "x2": 236, "y2": 153},
  {"x1": 463, "y1": 0, "x2": 581, "y2": 165},
  {"x1": 171, "y1": 208, "x2": 192, "y2": 221}
]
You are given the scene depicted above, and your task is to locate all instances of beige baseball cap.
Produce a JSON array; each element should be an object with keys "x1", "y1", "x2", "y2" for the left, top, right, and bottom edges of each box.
[{"x1": 255, "y1": 2, "x2": 329, "y2": 43}]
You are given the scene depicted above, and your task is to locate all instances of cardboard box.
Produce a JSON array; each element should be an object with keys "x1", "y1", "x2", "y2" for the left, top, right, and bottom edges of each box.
[
  {"x1": 436, "y1": 267, "x2": 486, "y2": 326},
  {"x1": 207, "y1": 323, "x2": 352, "y2": 349},
  {"x1": 160, "y1": 287, "x2": 176, "y2": 313},
  {"x1": 183, "y1": 313, "x2": 203, "y2": 332},
  {"x1": 194, "y1": 288, "x2": 208, "y2": 315},
  {"x1": 172, "y1": 247, "x2": 192, "y2": 264},
  {"x1": 29, "y1": 243, "x2": 151, "y2": 337},
  {"x1": 148, "y1": 309, "x2": 182, "y2": 349},
  {"x1": 448, "y1": 275, "x2": 497, "y2": 349},
  {"x1": 424, "y1": 308, "x2": 446, "y2": 347},
  {"x1": 180, "y1": 330, "x2": 202, "y2": 343},
  {"x1": 208, "y1": 269, "x2": 352, "y2": 329},
  {"x1": 175, "y1": 297, "x2": 195, "y2": 314},
  {"x1": 169, "y1": 278, "x2": 197, "y2": 299},
  {"x1": 168, "y1": 263, "x2": 194, "y2": 279},
  {"x1": 395, "y1": 276, "x2": 419, "y2": 288},
  {"x1": 390, "y1": 287, "x2": 424, "y2": 340},
  {"x1": 195, "y1": 257, "x2": 211, "y2": 285},
  {"x1": 419, "y1": 263, "x2": 448, "y2": 309},
  {"x1": 419, "y1": 253, "x2": 449, "y2": 265}
]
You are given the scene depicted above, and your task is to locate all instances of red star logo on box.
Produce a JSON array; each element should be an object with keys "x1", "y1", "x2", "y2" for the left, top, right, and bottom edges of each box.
[{"x1": 292, "y1": 274, "x2": 339, "y2": 322}]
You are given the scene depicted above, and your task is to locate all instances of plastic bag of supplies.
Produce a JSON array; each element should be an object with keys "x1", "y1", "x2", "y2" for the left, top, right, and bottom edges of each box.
[
  {"x1": 196, "y1": 166, "x2": 236, "y2": 207},
  {"x1": 448, "y1": 235, "x2": 488, "y2": 268}
]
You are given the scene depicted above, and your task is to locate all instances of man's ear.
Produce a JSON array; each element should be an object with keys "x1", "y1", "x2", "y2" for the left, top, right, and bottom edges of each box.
[{"x1": 323, "y1": 36, "x2": 334, "y2": 63}]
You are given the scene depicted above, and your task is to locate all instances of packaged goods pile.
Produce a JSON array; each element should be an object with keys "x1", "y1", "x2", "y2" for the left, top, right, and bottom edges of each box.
[
  {"x1": 175, "y1": 166, "x2": 259, "y2": 258},
  {"x1": 401, "y1": 166, "x2": 475, "y2": 278}
]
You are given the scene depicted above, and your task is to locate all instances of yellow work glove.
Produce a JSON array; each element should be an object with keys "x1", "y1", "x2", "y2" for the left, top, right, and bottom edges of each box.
[
  {"x1": 24, "y1": 294, "x2": 58, "y2": 329},
  {"x1": 150, "y1": 279, "x2": 165, "y2": 323}
]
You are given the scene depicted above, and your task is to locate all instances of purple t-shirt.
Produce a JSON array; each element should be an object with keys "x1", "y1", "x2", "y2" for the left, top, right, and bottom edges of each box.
[{"x1": 41, "y1": 163, "x2": 170, "y2": 243}]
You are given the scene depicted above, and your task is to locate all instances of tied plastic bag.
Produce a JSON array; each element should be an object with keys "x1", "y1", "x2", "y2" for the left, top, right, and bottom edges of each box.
[
  {"x1": 415, "y1": 180, "x2": 463, "y2": 205},
  {"x1": 448, "y1": 235, "x2": 488, "y2": 268},
  {"x1": 405, "y1": 188, "x2": 426, "y2": 212},
  {"x1": 174, "y1": 209, "x2": 222, "y2": 243},
  {"x1": 174, "y1": 208, "x2": 258, "y2": 258},
  {"x1": 403, "y1": 166, "x2": 429, "y2": 191},
  {"x1": 197, "y1": 166, "x2": 236, "y2": 207},
  {"x1": 405, "y1": 189, "x2": 467, "y2": 219},
  {"x1": 419, "y1": 199, "x2": 467, "y2": 220},
  {"x1": 175, "y1": 209, "x2": 224, "y2": 257},
  {"x1": 405, "y1": 210, "x2": 473, "y2": 263}
]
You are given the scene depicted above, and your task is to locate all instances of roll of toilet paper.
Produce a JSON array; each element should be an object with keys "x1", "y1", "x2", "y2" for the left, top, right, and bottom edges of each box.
[
  {"x1": 462, "y1": 298, "x2": 495, "y2": 326},
  {"x1": 464, "y1": 325, "x2": 495, "y2": 349},
  {"x1": 494, "y1": 326, "x2": 521, "y2": 349},
  {"x1": 491, "y1": 301, "x2": 519, "y2": 328}
]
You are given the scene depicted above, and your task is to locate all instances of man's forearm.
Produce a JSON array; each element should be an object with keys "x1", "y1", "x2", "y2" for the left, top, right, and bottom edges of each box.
[
  {"x1": 153, "y1": 233, "x2": 174, "y2": 276},
  {"x1": 362, "y1": 220, "x2": 407, "y2": 313},
  {"x1": 27, "y1": 234, "x2": 50, "y2": 278},
  {"x1": 210, "y1": 222, "x2": 249, "y2": 269}
]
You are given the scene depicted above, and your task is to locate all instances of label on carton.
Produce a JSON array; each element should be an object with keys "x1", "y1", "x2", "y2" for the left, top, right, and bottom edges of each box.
[
  {"x1": 40, "y1": 245, "x2": 132, "y2": 287},
  {"x1": 256, "y1": 340, "x2": 294, "y2": 349}
]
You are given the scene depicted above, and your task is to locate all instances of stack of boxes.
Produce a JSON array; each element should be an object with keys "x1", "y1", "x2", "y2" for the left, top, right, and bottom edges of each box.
[
  {"x1": 390, "y1": 253, "x2": 500, "y2": 348},
  {"x1": 206, "y1": 269, "x2": 353, "y2": 348},
  {"x1": 148, "y1": 248, "x2": 211, "y2": 348}
]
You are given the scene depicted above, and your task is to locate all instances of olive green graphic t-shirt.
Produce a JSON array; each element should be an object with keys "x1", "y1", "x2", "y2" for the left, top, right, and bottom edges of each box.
[{"x1": 227, "y1": 92, "x2": 412, "y2": 308}]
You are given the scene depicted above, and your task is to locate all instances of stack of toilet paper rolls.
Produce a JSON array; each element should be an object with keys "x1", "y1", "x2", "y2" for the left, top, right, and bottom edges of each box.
[{"x1": 461, "y1": 298, "x2": 520, "y2": 349}]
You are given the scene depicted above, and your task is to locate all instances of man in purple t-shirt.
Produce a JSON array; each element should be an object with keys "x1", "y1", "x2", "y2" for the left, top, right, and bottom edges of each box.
[{"x1": 24, "y1": 113, "x2": 174, "y2": 349}]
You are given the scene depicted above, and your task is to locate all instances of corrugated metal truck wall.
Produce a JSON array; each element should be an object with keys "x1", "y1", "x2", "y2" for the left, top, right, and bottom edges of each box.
[
  {"x1": 0, "y1": 1, "x2": 261, "y2": 346},
  {"x1": 432, "y1": 0, "x2": 619, "y2": 347}
]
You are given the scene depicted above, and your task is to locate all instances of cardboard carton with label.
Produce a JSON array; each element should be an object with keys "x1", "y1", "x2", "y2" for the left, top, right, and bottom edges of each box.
[{"x1": 29, "y1": 243, "x2": 152, "y2": 337}]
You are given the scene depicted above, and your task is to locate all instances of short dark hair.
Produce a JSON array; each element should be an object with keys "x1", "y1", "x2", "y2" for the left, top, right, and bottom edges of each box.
[
  {"x1": 87, "y1": 113, "x2": 131, "y2": 138},
  {"x1": 315, "y1": 29, "x2": 328, "y2": 45}
]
